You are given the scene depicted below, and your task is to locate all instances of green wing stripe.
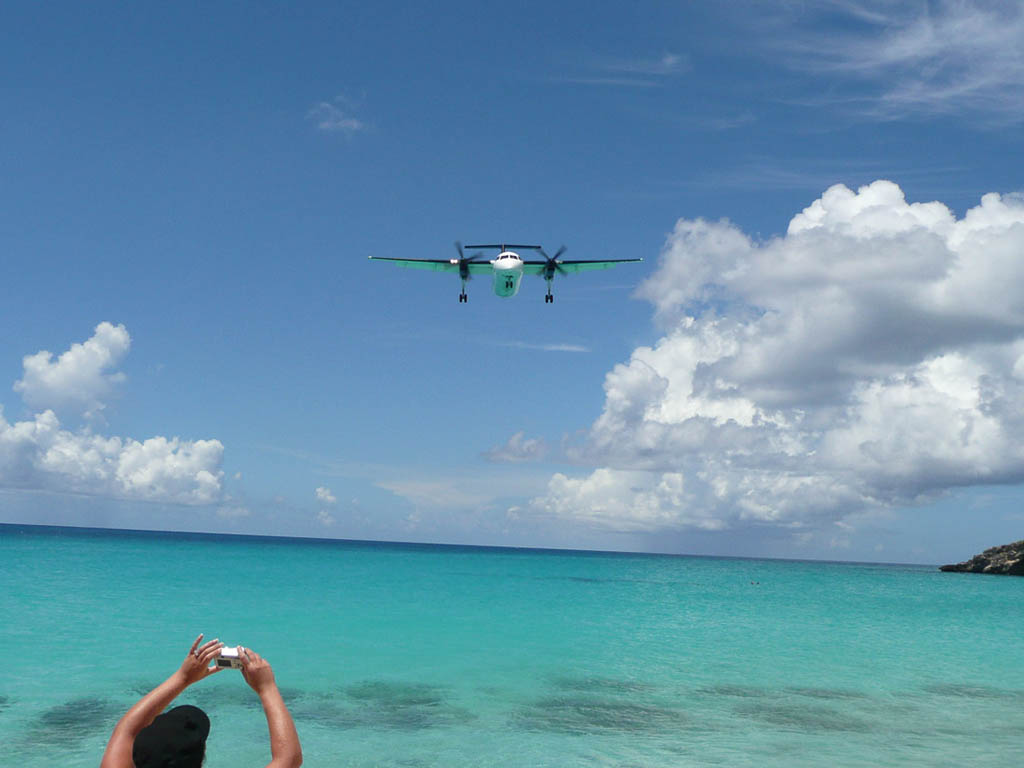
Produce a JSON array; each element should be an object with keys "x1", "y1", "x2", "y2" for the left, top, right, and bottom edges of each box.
[
  {"x1": 521, "y1": 259, "x2": 642, "y2": 275},
  {"x1": 368, "y1": 257, "x2": 494, "y2": 274},
  {"x1": 369, "y1": 257, "x2": 458, "y2": 273}
]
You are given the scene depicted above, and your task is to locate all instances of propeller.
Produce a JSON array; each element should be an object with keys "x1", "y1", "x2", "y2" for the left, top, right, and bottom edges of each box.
[
  {"x1": 538, "y1": 245, "x2": 568, "y2": 280},
  {"x1": 454, "y1": 241, "x2": 486, "y2": 280}
]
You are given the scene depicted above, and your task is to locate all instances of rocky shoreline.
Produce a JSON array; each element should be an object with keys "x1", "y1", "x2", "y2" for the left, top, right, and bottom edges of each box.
[{"x1": 939, "y1": 540, "x2": 1024, "y2": 575}]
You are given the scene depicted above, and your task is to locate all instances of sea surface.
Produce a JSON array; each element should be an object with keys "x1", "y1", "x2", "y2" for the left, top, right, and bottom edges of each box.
[{"x1": 1, "y1": 524, "x2": 1022, "y2": 767}]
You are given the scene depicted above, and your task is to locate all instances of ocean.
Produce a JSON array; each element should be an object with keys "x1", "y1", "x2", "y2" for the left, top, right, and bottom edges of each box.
[{"x1": 1, "y1": 523, "x2": 1022, "y2": 767}]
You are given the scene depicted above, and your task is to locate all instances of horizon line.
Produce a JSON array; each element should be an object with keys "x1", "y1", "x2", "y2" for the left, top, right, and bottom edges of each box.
[{"x1": 0, "y1": 521, "x2": 939, "y2": 569}]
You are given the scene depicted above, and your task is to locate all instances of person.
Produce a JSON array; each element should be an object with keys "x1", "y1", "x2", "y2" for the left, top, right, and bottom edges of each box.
[{"x1": 101, "y1": 635, "x2": 302, "y2": 768}]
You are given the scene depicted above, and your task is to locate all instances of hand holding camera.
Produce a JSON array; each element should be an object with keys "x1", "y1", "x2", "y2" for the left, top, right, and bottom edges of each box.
[{"x1": 214, "y1": 644, "x2": 277, "y2": 694}]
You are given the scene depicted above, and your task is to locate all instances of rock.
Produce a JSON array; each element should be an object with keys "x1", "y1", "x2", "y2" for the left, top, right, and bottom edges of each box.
[{"x1": 939, "y1": 540, "x2": 1024, "y2": 575}]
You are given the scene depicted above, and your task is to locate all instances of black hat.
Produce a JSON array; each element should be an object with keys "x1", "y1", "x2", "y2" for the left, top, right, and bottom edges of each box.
[{"x1": 132, "y1": 705, "x2": 210, "y2": 768}]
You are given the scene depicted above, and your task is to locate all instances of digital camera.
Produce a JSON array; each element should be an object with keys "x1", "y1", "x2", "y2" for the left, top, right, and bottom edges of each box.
[{"x1": 215, "y1": 645, "x2": 243, "y2": 669}]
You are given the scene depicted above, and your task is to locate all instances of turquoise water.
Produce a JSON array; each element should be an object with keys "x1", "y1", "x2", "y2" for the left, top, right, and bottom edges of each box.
[{"x1": 2, "y1": 524, "x2": 1022, "y2": 767}]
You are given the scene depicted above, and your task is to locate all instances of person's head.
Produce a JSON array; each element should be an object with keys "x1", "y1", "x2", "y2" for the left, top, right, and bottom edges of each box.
[{"x1": 132, "y1": 705, "x2": 209, "y2": 768}]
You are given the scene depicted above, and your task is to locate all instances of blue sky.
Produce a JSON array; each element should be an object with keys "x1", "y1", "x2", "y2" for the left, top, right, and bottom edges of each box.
[{"x1": 2, "y1": 1, "x2": 1023, "y2": 564}]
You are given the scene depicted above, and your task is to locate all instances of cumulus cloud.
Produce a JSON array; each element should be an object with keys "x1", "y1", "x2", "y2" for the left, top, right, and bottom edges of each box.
[
  {"x1": 315, "y1": 486, "x2": 337, "y2": 504},
  {"x1": 531, "y1": 180, "x2": 1024, "y2": 533},
  {"x1": 14, "y1": 322, "x2": 130, "y2": 420},
  {"x1": 2, "y1": 324, "x2": 224, "y2": 505},
  {"x1": 316, "y1": 509, "x2": 335, "y2": 526},
  {"x1": 0, "y1": 407, "x2": 224, "y2": 503},
  {"x1": 483, "y1": 431, "x2": 549, "y2": 463},
  {"x1": 782, "y1": 0, "x2": 1024, "y2": 122}
]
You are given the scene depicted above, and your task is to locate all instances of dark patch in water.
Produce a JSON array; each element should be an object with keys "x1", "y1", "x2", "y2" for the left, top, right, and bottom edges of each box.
[
  {"x1": 786, "y1": 687, "x2": 868, "y2": 700},
  {"x1": 129, "y1": 678, "x2": 302, "y2": 711},
  {"x1": 346, "y1": 681, "x2": 446, "y2": 707},
  {"x1": 27, "y1": 697, "x2": 120, "y2": 747},
  {"x1": 185, "y1": 683, "x2": 303, "y2": 712},
  {"x1": 696, "y1": 684, "x2": 771, "y2": 699},
  {"x1": 922, "y1": 683, "x2": 1024, "y2": 701},
  {"x1": 551, "y1": 675, "x2": 654, "y2": 695},
  {"x1": 733, "y1": 701, "x2": 871, "y2": 733},
  {"x1": 0, "y1": 695, "x2": 9, "y2": 713},
  {"x1": 514, "y1": 695, "x2": 688, "y2": 735},
  {"x1": 291, "y1": 681, "x2": 474, "y2": 731}
]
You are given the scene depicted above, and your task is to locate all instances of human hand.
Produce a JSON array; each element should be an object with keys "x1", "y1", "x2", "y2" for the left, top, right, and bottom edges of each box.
[
  {"x1": 239, "y1": 647, "x2": 278, "y2": 695},
  {"x1": 176, "y1": 634, "x2": 224, "y2": 687}
]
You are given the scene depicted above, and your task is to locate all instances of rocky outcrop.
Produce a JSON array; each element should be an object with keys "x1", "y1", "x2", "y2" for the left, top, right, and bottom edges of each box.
[{"x1": 940, "y1": 540, "x2": 1024, "y2": 575}]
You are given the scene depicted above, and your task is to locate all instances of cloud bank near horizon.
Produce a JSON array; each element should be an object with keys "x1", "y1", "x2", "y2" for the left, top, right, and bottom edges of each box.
[
  {"x1": 531, "y1": 180, "x2": 1024, "y2": 534},
  {"x1": 1, "y1": 323, "x2": 224, "y2": 505}
]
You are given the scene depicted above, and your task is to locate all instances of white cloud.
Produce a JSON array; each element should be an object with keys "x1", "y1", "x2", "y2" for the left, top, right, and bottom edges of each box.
[
  {"x1": 2, "y1": 324, "x2": 225, "y2": 505},
  {"x1": 14, "y1": 322, "x2": 130, "y2": 420},
  {"x1": 602, "y1": 52, "x2": 690, "y2": 77},
  {"x1": 315, "y1": 485, "x2": 337, "y2": 504},
  {"x1": 378, "y1": 478, "x2": 496, "y2": 509},
  {"x1": 536, "y1": 469, "x2": 723, "y2": 532},
  {"x1": 316, "y1": 509, "x2": 335, "y2": 526},
  {"x1": 555, "y1": 51, "x2": 690, "y2": 88},
  {"x1": 501, "y1": 341, "x2": 589, "y2": 353},
  {"x1": 0, "y1": 407, "x2": 224, "y2": 504},
  {"x1": 532, "y1": 180, "x2": 1024, "y2": 533},
  {"x1": 483, "y1": 431, "x2": 549, "y2": 463},
  {"x1": 781, "y1": 0, "x2": 1024, "y2": 122},
  {"x1": 308, "y1": 100, "x2": 365, "y2": 134}
]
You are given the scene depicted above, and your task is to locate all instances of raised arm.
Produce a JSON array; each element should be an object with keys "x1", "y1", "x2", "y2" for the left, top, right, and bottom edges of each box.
[
  {"x1": 240, "y1": 647, "x2": 303, "y2": 768},
  {"x1": 100, "y1": 635, "x2": 223, "y2": 768}
]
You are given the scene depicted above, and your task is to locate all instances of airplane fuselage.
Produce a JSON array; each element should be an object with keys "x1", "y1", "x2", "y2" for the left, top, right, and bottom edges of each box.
[{"x1": 491, "y1": 251, "x2": 524, "y2": 297}]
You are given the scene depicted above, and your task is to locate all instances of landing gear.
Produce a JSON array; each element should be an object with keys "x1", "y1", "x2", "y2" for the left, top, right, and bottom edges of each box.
[
  {"x1": 459, "y1": 291, "x2": 467, "y2": 303},
  {"x1": 545, "y1": 294, "x2": 554, "y2": 303}
]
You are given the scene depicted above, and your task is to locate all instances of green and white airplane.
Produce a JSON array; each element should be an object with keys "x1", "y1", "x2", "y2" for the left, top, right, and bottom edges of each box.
[{"x1": 369, "y1": 242, "x2": 642, "y2": 303}]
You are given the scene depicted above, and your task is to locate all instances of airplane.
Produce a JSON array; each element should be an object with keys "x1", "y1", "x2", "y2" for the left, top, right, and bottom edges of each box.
[{"x1": 368, "y1": 243, "x2": 642, "y2": 303}]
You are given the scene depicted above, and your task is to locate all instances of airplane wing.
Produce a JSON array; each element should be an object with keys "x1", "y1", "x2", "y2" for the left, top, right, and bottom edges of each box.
[
  {"x1": 368, "y1": 256, "x2": 493, "y2": 274},
  {"x1": 521, "y1": 258, "x2": 642, "y2": 275}
]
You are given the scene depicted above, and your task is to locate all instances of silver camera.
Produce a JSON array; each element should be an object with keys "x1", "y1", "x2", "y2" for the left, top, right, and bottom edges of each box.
[{"x1": 215, "y1": 645, "x2": 243, "y2": 669}]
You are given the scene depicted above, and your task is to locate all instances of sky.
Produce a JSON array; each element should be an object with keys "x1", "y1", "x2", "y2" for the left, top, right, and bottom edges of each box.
[{"x1": 2, "y1": 0, "x2": 1023, "y2": 565}]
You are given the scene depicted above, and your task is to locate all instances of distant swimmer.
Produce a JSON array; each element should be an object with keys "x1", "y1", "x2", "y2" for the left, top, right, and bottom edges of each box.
[
  {"x1": 101, "y1": 634, "x2": 302, "y2": 768},
  {"x1": 369, "y1": 241, "x2": 642, "y2": 303}
]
